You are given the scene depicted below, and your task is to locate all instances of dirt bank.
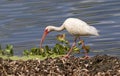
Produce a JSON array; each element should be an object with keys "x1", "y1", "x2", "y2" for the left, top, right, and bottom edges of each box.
[{"x1": 0, "y1": 55, "x2": 120, "y2": 76}]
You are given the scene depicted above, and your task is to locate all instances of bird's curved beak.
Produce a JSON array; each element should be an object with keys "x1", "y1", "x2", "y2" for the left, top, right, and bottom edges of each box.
[{"x1": 40, "y1": 29, "x2": 49, "y2": 48}]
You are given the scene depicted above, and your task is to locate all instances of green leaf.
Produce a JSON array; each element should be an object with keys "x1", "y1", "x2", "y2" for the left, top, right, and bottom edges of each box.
[
  {"x1": 56, "y1": 34, "x2": 66, "y2": 42},
  {"x1": 73, "y1": 46, "x2": 80, "y2": 53},
  {"x1": 53, "y1": 44, "x2": 63, "y2": 55},
  {"x1": 30, "y1": 48, "x2": 40, "y2": 55},
  {"x1": 65, "y1": 40, "x2": 69, "y2": 44},
  {"x1": 10, "y1": 49, "x2": 14, "y2": 56},
  {"x1": 78, "y1": 41, "x2": 82, "y2": 45},
  {"x1": 40, "y1": 48, "x2": 44, "y2": 53},
  {"x1": 44, "y1": 45, "x2": 53, "y2": 55},
  {"x1": 41, "y1": 51, "x2": 46, "y2": 57},
  {"x1": 52, "y1": 47, "x2": 58, "y2": 54},
  {"x1": 39, "y1": 48, "x2": 46, "y2": 57},
  {"x1": 44, "y1": 45, "x2": 50, "y2": 53},
  {"x1": 23, "y1": 50, "x2": 29, "y2": 56},
  {"x1": 58, "y1": 44, "x2": 66, "y2": 54},
  {"x1": 6, "y1": 44, "x2": 13, "y2": 50},
  {"x1": 4, "y1": 44, "x2": 14, "y2": 56},
  {"x1": 54, "y1": 44, "x2": 60, "y2": 54}
]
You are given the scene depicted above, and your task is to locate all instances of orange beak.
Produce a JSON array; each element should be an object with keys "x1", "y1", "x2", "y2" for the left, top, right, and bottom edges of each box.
[{"x1": 40, "y1": 29, "x2": 49, "y2": 48}]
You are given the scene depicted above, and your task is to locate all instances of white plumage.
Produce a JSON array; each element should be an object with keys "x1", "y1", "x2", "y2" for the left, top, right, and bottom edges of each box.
[
  {"x1": 40, "y1": 18, "x2": 99, "y2": 58},
  {"x1": 63, "y1": 18, "x2": 99, "y2": 36}
]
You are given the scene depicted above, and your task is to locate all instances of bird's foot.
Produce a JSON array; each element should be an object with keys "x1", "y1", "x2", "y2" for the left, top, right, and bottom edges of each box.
[
  {"x1": 80, "y1": 56, "x2": 90, "y2": 60},
  {"x1": 64, "y1": 54, "x2": 70, "y2": 58},
  {"x1": 84, "y1": 56, "x2": 90, "y2": 59},
  {"x1": 61, "y1": 55, "x2": 69, "y2": 62},
  {"x1": 61, "y1": 54, "x2": 71, "y2": 60}
]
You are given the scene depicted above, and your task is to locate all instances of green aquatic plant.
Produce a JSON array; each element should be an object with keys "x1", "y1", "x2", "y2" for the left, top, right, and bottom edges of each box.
[
  {"x1": 53, "y1": 43, "x2": 65, "y2": 55},
  {"x1": 0, "y1": 33, "x2": 90, "y2": 58},
  {"x1": 4, "y1": 44, "x2": 14, "y2": 56},
  {"x1": 55, "y1": 34, "x2": 91, "y2": 55},
  {"x1": 56, "y1": 34, "x2": 69, "y2": 44},
  {"x1": 30, "y1": 48, "x2": 41, "y2": 55},
  {"x1": 22, "y1": 34, "x2": 90, "y2": 57},
  {"x1": 23, "y1": 50, "x2": 29, "y2": 56},
  {"x1": 0, "y1": 44, "x2": 14, "y2": 56}
]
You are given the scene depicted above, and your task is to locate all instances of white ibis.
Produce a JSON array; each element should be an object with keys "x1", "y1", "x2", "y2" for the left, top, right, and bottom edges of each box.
[{"x1": 40, "y1": 18, "x2": 99, "y2": 58}]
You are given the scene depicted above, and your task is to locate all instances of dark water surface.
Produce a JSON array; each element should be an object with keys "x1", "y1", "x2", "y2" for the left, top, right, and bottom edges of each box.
[{"x1": 0, "y1": 0, "x2": 120, "y2": 57}]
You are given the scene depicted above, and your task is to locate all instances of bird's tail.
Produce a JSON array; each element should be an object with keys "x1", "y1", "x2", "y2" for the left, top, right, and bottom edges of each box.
[{"x1": 87, "y1": 26, "x2": 99, "y2": 36}]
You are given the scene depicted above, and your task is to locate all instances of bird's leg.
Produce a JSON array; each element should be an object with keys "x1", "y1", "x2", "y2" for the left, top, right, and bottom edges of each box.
[
  {"x1": 64, "y1": 37, "x2": 77, "y2": 58},
  {"x1": 80, "y1": 40, "x2": 89, "y2": 59}
]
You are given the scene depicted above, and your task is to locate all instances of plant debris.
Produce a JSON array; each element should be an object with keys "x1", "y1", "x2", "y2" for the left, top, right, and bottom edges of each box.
[{"x1": 0, "y1": 55, "x2": 120, "y2": 76}]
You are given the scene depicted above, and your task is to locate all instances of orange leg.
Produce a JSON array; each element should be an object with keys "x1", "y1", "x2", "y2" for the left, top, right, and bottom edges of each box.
[
  {"x1": 64, "y1": 37, "x2": 78, "y2": 58},
  {"x1": 64, "y1": 37, "x2": 89, "y2": 59},
  {"x1": 80, "y1": 40, "x2": 89, "y2": 59}
]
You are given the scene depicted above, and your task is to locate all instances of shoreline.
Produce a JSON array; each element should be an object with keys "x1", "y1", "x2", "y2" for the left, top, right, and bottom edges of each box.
[{"x1": 0, "y1": 55, "x2": 120, "y2": 76}]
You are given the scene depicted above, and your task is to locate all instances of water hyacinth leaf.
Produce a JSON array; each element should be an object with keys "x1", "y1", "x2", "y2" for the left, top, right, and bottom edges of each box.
[
  {"x1": 78, "y1": 40, "x2": 82, "y2": 45},
  {"x1": 56, "y1": 34, "x2": 65, "y2": 41},
  {"x1": 58, "y1": 44, "x2": 65, "y2": 54},
  {"x1": 44, "y1": 45, "x2": 50, "y2": 52},
  {"x1": 53, "y1": 43, "x2": 64, "y2": 55},
  {"x1": 59, "y1": 45, "x2": 65, "y2": 54},
  {"x1": 64, "y1": 40, "x2": 69, "y2": 44},
  {"x1": 5, "y1": 44, "x2": 14, "y2": 56},
  {"x1": 44, "y1": 46, "x2": 49, "y2": 53},
  {"x1": 78, "y1": 40, "x2": 84, "y2": 46},
  {"x1": 73, "y1": 46, "x2": 80, "y2": 53},
  {"x1": 30, "y1": 48, "x2": 40, "y2": 55},
  {"x1": 23, "y1": 50, "x2": 29, "y2": 56},
  {"x1": 6, "y1": 44, "x2": 13, "y2": 50},
  {"x1": 62, "y1": 45, "x2": 69, "y2": 51},
  {"x1": 41, "y1": 51, "x2": 46, "y2": 57},
  {"x1": 55, "y1": 44, "x2": 61, "y2": 54},
  {"x1": 39, "y1": 48, "x2": 46, "y2": 57},
  {"x1": 44, "y1": 45, "x2": 53, "y2": 55},
  {"x1": 30, "y1": 48, "x2": 35, "y2": 55},
  {"x1": 53, "y1": 45, "x2": 61, "y2": 54},
  {"x1": 37, "y1": 48, "x2": 42, "y2": 55},
  {"x1": 56, "y1": 34, "x2": 68, "y2": 44},
  {"x1": 53, "y1": 47, "x2": 58, "y2": 54},
  {"x1": 47, "y1": 50, "x2": 53, "y2": 55},
  {"x1": 5, "y1": 49, "x2": 10, "y2": 55},
  {"x1": 40, "y1": 48, "x2": 44, "y2": 53},
  {"x1": 10, "y1": 49, "x2": 14, "y2": 56}
]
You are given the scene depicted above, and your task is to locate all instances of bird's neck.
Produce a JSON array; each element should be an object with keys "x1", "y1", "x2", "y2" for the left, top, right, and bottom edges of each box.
[{"x1": 52, "y1": 25, "x2": 65, "y2": 31}]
